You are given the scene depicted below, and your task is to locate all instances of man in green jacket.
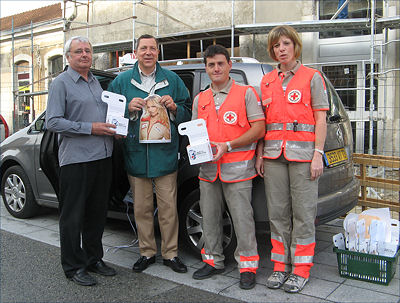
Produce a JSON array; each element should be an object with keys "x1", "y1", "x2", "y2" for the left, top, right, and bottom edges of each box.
[{"x1": 108, "y1": 34, "x2": 191, "y2": 273}]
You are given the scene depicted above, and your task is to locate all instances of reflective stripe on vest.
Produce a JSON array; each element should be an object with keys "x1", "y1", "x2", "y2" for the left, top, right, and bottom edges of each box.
[
  {"x1": 286, "y1": 123, "x2": 315, "y2": 132},
  {"x1": 201, "y1": 248, "x2": 215, "y2": 267},
  {"x1": 266, "y1": 123, "x2": 315, "y2": 132},
  {"x1": 261, "y1": 65, "x2": 321, "y2": 162},
  {"x1": 197, "y1": 82, "x2": 258, "y2": 183},
  {"x1": 239, "y1": 255, "x2": 259, "y2": 273},
  {"x1": 285, "y1": 141, "x2": 315, "y2": 160}
]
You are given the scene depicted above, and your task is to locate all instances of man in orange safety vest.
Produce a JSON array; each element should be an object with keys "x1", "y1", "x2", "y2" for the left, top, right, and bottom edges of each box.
[{"x1": 191, "y1": 44, "x2": 265, "y2": 290}]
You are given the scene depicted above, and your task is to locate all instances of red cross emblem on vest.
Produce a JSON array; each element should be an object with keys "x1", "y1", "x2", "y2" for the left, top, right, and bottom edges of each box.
[
  {"x1": 223, "y1": 111, "x2": 237, "y2": 124},
  {"x1": 288, "y1": 90, "x2": 301, "y2": 103}
]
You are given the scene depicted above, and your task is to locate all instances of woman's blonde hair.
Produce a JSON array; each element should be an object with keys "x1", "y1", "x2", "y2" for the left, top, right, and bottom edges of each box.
[
  {"x1": 145, "y1": 95, "x2": 169, "y2": 125},
  {"x1": 267, "y1": 25, "x2": 302, "y2": 62}
]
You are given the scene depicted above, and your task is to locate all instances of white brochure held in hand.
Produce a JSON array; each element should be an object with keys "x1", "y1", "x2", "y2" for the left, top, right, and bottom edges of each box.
[
  {"x1": 178, "y1": 119, "x2": 213, "y2": 165},
  {"x1": 102, "y1": 91, "x2": 128, "y2": 136}
]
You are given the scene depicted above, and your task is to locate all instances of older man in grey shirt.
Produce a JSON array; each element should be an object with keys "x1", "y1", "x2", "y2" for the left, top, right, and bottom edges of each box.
[{"x1": 46, "y1": 36, "x2": 117, "y2": 286}]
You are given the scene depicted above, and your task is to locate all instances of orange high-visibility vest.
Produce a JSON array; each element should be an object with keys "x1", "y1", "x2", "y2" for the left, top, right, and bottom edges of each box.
[
  {"x1": 197, "y1": 81, "x2": 258, "y2": 183},
  {"x1": 261, "y1": 65, "x2": 324, "y2": 162}
]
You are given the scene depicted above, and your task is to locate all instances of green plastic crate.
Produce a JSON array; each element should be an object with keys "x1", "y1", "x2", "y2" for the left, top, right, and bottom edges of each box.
[{"x1": 333, "y1": 247, "x2": 400, "y2": 285}]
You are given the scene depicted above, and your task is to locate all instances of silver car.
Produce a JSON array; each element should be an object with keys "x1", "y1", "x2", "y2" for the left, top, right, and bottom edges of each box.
[{"x1": 0, "y1": 63, "x2": 359, "y2": 256}]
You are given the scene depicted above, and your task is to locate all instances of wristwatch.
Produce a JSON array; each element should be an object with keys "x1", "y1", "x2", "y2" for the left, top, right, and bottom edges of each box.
[
  {"x1": 226, "y1": 141, "x2": 233, "y2": 152},
  {"x1": 314, "y1": 148, "x2": 324, "y2": 155}
]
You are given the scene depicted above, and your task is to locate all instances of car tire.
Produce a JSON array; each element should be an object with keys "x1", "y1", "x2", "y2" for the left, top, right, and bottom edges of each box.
[
  {"x1": 179, "y1": 188, "x2": 237, "y2": 257},
  {"x1": 1, "y1": 165, "x2": 40, "y2": 218}
]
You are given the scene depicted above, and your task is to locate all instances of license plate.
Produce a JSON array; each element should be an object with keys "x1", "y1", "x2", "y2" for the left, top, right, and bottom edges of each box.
[{"x1": 324, "y1": 148, "x2": 348, "y2": 167}]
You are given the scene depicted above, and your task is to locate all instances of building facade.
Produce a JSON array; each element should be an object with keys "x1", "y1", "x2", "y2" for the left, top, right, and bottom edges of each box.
[
  {"x1": 0, "y1": 3, "x2": 64, "y2": 133},
  {"x1": 1, "y1": 0, "x2": 398, "y2": 156}
]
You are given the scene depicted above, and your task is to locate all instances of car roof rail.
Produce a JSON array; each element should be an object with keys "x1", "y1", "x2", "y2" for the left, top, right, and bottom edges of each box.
[
  {"x1": 104, "y1": 56, "x2": 261, "y2": 73},
  {"x1": 159, "y1": 57, "x2": 260, "y2": 66}
]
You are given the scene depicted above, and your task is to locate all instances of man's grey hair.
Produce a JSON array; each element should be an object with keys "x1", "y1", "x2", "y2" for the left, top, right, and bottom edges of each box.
[{"x1": 64, "y1": 36, "x2": 92, "y2": 57}]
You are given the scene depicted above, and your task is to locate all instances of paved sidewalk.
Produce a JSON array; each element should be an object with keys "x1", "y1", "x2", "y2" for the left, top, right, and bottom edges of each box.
[{"x1": 1, "y1": 202, "x2": 399, "y2": 303}]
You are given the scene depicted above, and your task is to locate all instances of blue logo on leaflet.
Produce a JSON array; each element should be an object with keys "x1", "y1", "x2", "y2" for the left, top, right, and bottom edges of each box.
[{"x1": 189, "y1": 150, "x2": 196, "y2": 160}]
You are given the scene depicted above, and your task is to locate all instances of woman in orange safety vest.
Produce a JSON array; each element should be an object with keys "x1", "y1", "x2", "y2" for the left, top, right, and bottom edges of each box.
[{"x1": 255, "y1": 25, "x2": 329, "y2": 293}]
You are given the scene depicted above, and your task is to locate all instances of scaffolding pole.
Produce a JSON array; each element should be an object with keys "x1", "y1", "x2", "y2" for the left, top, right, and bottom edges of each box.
[
  {"x1": 30, "y1": 21, "x2": 35, "y2": 121},
  {"x1": 252, "y1": 0, "x2": 256, "y2": 58},
  {"x1": 11, "y1": 18, "x2": 16, "y2": 132},
  {"x1": 231, "y1": 0, "x2": 234, "y2": 57},
  {"x1": 132, "y1": 0, "x2": 136, "y2": 51},
  {"x1": 368, "y1": 0, "x2": 376, "y2": 155}
]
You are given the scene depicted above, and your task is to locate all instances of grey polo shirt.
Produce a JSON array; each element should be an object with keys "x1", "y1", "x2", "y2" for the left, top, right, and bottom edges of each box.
[{"x1": 46, "y1": 67, "x2": 113, "y2": 166}]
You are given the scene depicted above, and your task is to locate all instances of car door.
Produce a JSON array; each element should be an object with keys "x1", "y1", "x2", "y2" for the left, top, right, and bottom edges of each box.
[
  {"x1": 39, "y1": 125, "x2": 60, "y2": 200},
  {"x1": 30, "y1": 113, "x2": 59, "y2": 203}
]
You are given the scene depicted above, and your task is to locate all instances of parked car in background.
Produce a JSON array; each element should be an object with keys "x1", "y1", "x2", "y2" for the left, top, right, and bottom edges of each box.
[
  {"x1": 0, "y1": 60, "x2": 359, "y2": 256},
  {"x1": 0, "y1": 114, "x2": 9, "y2": 142}
]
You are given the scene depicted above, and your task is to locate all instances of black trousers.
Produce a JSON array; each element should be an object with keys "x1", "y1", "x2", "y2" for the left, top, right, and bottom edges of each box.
[{"x1": 59, "y1": 157, "x2": 112, "y2": 278}]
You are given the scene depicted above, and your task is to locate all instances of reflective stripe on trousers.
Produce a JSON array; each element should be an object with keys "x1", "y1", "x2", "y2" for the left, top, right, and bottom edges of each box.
[
  {"x1": 270, "y1": 233, "x2": 291, "y2": 273},
  {"x1": 239, "y1": 255, "x2": 259, "y2": 273},
  {"x1": 201, "y1": 248, "x2": 215, "y2": 267},
  {"x1": 293, "y1": 241, "x2": 315, "y2": 278}
]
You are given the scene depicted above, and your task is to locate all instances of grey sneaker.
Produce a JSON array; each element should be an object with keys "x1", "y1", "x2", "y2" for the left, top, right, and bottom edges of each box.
[
  {"x1": 282, "y1": 273, "x2": 309, "y2": 293},
  {"x1": 266, "y1": 271, "x2": 289, "y2": 289}
]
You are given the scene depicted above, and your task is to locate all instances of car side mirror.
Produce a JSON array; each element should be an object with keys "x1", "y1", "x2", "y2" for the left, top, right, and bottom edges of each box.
[{"x1": 34, "y1": 119, "x2": 45, "y2": 132}]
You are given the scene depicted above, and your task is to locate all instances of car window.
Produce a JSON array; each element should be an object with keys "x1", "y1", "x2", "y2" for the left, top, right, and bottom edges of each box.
[
  {"x1": 30, "y1": 112, "x2": 46, "y2": 133},
  {"x1": 96, "y1": 75, "x2": 114, "y2": 90},
  {"x1": 174, "y1": 71, "x2": 194, "y2": 99},
  {"x1": 323, "y1": 75, "x2": 347, "y2": 121},
  {"x1": 200, "y1": 71, "x2": 247, "y2": 91}
]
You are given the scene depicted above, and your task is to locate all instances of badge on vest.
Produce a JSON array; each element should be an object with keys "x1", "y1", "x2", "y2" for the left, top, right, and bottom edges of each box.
[
  {"x1": 287, "y1": 90, "x2": 301, "y2": 103},
  {"x1": 223, "y1": 111, "x2": 237, "y2": 124}
]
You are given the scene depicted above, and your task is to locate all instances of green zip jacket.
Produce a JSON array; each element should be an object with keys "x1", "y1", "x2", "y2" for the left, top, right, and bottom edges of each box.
[{"x1": 108, "y1": 62, "x2": 191, "y2": 178}]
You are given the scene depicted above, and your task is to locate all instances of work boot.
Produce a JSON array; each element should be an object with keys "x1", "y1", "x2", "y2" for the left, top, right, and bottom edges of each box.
[
  {"x1": 239, "y1": 272, "x2": 256, "y2": 289},
  {"x1": 282, "y1": 273, "x2": 309, "y2": 293},
  {"x1": 266, "y1": 271, "x2": 289, "y2": 289},
  {"x1": 192, "y1": 263, "x2": 224, "y2": 280}
]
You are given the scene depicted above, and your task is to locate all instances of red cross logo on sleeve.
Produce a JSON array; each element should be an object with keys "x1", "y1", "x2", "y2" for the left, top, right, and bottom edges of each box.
[
  {"x1": 223, "y1": 111, "x2": 237, "y2": 124},
  {"x1": 288, "y1": 90, "x2": 301, "y2": 103}
]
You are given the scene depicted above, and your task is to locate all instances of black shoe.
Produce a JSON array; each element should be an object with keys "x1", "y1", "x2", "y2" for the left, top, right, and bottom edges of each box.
[
  {"x1": 69, "y1": 268, "x2": 97, "y2": 286},
  {"x1": 87, "y1": 260, "x2": 116, "y2": 276},
  {"x1": 132, "y1": 256, "x2": 155, "y2": 272},
  {"x1": 192, "y1": 263, "x2": 224, "y2": 280},
  {"x1": 239, "y1": 272, "x2": 256, "y2": 290},
  {"x1": 163, "y1": 257, "x2": 188, "y2": 273}
]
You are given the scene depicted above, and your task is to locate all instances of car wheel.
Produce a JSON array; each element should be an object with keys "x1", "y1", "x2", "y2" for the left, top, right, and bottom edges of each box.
[
  {"x1": 179, "y1": 188, "x2": 237, "y2": 257},
  {"x1": 1, "y1": 165, "x2": 39, "y2": 218}
]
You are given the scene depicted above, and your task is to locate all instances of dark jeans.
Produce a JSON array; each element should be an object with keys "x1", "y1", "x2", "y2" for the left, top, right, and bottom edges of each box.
[{"x1": 59, "y1": 157, "x2": 112, "y2": 278}]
